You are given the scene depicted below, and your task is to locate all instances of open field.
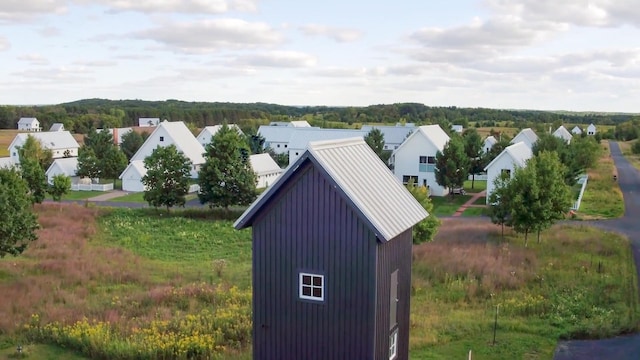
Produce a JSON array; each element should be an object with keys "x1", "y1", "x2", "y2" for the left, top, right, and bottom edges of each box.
[
  {"x1": 619, "y1": 140, "x2": 640, "y2": 171},
  {"x1": 0, "y1": 205, "x2": 636, "y2": 359},
  {"x1": 45, "y1": 190, "x2": 102, "y2": 201},
  {"x1": 576, "y1": 141, "x2": 625, "y2": 219},
  {"x1": 0, "y1": 129, "x2": 19, "y2": 157}
]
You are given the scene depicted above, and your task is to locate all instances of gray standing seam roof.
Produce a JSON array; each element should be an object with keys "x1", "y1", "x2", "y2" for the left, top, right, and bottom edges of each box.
[{"x1": 234, "y1": 137, "x2": 428, "y2": 241}]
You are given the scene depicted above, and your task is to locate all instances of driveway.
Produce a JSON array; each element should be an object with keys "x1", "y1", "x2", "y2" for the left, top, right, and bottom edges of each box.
[{"x1": 554, "y1": 141, "x2": 640, "y2": 359}]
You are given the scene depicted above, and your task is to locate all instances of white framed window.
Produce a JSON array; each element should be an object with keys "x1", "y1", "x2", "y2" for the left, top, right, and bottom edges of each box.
[
  {"x1": 389, "y1": 329, "x2": 398, "y2": 360},
  {"x1": 299, "y1": 272, "x2": 324, "y2": 301}
]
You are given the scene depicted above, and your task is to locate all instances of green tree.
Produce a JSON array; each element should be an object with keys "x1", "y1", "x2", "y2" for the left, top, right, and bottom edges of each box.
[
  {"x1": 20, "y1": 157, "x2": 48, "y2": 204},
  {"x1": 84, "y1": 128, "x2": 114, "y2": 156},
  {"x1": 508, "y1": 164, "x2": 541, "y2": 247},
  {"x1": 83, "y1": 128, "x2": 127, "y2": 183},
  {"x1": 434, "y1": 137, "x2": 470, "y2": 196},
  {"x1": 405, "y1": 181, "x2": 440, "y2": 243},
  {"x1": 142, "y1": 145, "x2": 192, "y2": 211},
  {"x1": 246, "y1": 132, "x2": 266, "y2": 154},
  {"x1": 102, "y1": 147, "x2": 128, "y2": 186},
  {"x1": 365, "y1": 128, "x2": 389, "y2": 163},
  {"x1": 76, "y1": 147, "x2": 100, "y2": 180},
  {"x1": 48, "y1": 174, "x2": 71, "y2": 201},
  {"x1": 567, "y1": 136, "x2": 600, "y2": 176},
  {"x1": 198, "y1": 125, "x2": 257, "y2": 209},
  {"x1": 487, "y1": 172, "x2": 513, "y2": 239},
  {"x1": 120, "y1": 131, "x2": 145, "y2": 161},
  {"x1": 632, "y1": 140, "x2": 640, "y2": 155},
  {"x1": 463, "y1": 128, "x2": 483, "y2": 189},
  {"x1": 0, "y1": 167, "x2": 39, "y2": 257},
  {"x1": 267, "y1": 148, "x2": 289, "y2": 168},
  {"x1": 18, "y1": 135, "x2": 53, "y2": 170}
]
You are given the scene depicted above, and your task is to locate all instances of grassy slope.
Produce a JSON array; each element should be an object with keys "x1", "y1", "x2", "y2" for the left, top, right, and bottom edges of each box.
[
  {"x1": 577, "y1": 141, "x2": 625, "y2": 219},
  {"x1": 619, "y1": 140, "x2": 640, "y2": 171},
  {"x1": 0, "y1": 130, "x2": 19, "y2": 157}
]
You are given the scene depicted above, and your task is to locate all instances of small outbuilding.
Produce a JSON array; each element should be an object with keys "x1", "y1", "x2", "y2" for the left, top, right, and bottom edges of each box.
[
  {"x1": 45, "y1": 157, "x2": 79, "y2": 184},
  {"x1": 49, "y1": 123, "x2": 65, "y2": 132},
  {"x1": 119, "y1": 160, "x2": 147, "y2": 192},
  {"x1": 249, "y1": 153, "x2": 282, "y2": 188},
  {"x1": 587, "y1": 123, "x2": 597, "y2": 136},
  {"x1": 234, "y1": 138, "x2": 428, "y2": 360}
]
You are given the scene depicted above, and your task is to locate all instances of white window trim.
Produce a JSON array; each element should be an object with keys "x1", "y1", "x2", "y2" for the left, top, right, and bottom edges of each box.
[
  {"x1": 389, "y1": 329, "x2": 398, "y2": 360},
  {"x1": 299, "y1": 272, "x2": 324, "y2": 301}
]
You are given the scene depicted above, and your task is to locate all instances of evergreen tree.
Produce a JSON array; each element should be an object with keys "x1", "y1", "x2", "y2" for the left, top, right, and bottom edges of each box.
[
  {"x1": 102, "y1": 147, "x2": 128, "y2": 185},
  {"x1": 142, "y1": 145, "x2": 191, "y2": 211},
  {"x1": 198, "y1": 124, "x2": 257, "y2": 209},
  {"x1": 0, "y1": 167, "x2": 39, "y2": 257},
  {"x1": 120, "y1": 131, "x2": 144, "y2": 160},
  {"x1": 364, "y1": 128, "x2": 389, "y2": 163},
  {"x1": 434, "y1": 137, "x2": 470, "y2": 196}
]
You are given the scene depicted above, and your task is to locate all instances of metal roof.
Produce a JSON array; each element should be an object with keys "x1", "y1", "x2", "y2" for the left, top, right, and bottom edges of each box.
[
  {"x1": 235, "y1": 137, "x2": 428, "y2": 242},
  {"x1": 553, "y1": 126, "x2": 573, "y2": 142},
  {"x1": 510, "y1": 128, "x2": 539, "y2": 146},
  {"x1": 258, "y1": 125, "x2": 299, "y2": 143},
  {"x1": 287, "y1": 128, "x2": 367, "y2": 150},
  {"x1": 46, "y1": 157, "x2": 78, "y2": 177},
  {"x1": 197, "y1": 125, "x2": 243, "y2": 145},
  {"x1": 18, "y1": 117, "x2": 38, "y2": 124},
  {"x1": 392, "y1": 124, "x2": 450, "y2": 156},
  {"x1": 360, "y1": 125, "x2": 416, "y2": 145},
  {"x1": 484, "y1": 141, "x2": 533, "y2": 171},
  {"x1": 131, "y1": 121, "x2": 205, "y2": 165},
  {"x1": 10, "y1": 131, "x2": 80, "y2": 151},
  {"x1": 49, "y1": 123, "x2": 65, "y2": 131},
  {"x1": 119, "y1": 160, "x2": 146, "y2": 179},
  {"x1": 0, "y1": 157, "x2": 14, "y2": 168},
  {"x1": 249, "y1": 153, "x2": 282, "y2": 176}
]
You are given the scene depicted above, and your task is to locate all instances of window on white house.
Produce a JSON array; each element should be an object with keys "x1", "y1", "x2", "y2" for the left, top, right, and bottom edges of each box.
[
  {"x1": 159, "y1": 136, "x2": 164, "y2": 142},
  {"x1": 501, "y1": 169, "x2": 511, "y2": 177},
  {"x1": 277, "y1": 144, "x2": 280, "y2": 148},
  {"x1": 402, "y1": 175, "x2": 418, "y2": 186},
  {"x1": 419, "y1": 156, "x2": 436, "y2": 172},
  {"x1": 389, "y1": 329, "x2": 398, "y2": 360},
  {"x1": 299, "y1": 273, "x2": 324, "y2": 301},
  {"x1": 284, "y1": 144, "x2": 288, "y2": 148}
]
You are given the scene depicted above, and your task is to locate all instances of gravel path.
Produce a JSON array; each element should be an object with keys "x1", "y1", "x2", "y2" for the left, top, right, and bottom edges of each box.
[{"x1": 553, "y1": 141, "x2": 640, "y2": 360}]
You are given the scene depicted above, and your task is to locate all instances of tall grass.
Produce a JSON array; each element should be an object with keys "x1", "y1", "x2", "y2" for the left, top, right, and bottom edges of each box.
[
  {"x1": 619, "y1": 140, "x2": 640, "y2": 171},
  {"x1": 577, "y1": 142, "x2": 624, "y2": 219}
]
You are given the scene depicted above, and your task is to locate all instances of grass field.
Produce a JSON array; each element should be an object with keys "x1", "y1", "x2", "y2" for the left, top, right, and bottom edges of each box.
[
  {"x1": 431, "y1": 195, "x2": 472, "y2": 217},
  {"x1": 108, "y1": 192, "x2": 199, "y2": 203},
  {"x1": 464, "y1": 179, "x2": 487, "y2": 192},
  {"x1": 0, "y1": 130, "x2": 19, "y2": 157},
  {"x1": 576, "y1": 141, "x2": 625, "y2": 219},
  {"x1": 0, "y1": 205, "x2": 637, "y2": 359},
  {"x1": 45, "y1": 190, "x2": 102, "y2": 201}
]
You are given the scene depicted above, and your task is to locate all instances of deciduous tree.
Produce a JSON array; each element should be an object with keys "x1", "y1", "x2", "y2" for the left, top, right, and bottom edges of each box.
[
  {"x1": 406, "y1": 181, "x2": 440, "y2": 243},
  {"x1": 435, "y1": 137, "x2": 470, "y2": 196},
  {"x1": 18, "y1": 135, "x2": 53, "y2": 170},
  {"x1": 198, "y1": 124, "x2": 257, "y2": 209},
  {"x1": 76, "y1": 147, "x2": 100, "y2": 180},
  {"x1": 20, "y1": 157, "x2": 48, "y2": 204},
  {"x1": 142, "y1": 145, "x2": 192, "y2": 211},
  {"x1": 463, "y1": 128, "x2": 483, "y2": 189},
  {"x1": 487, "y1": 172, "x2": 513, "y2": 239},
  {"x1": 48, "y1": 174, "x2": 71, "y2": 201},
  {"x1": 0, "y1": 167, "x2": 39, "y2": 257}
]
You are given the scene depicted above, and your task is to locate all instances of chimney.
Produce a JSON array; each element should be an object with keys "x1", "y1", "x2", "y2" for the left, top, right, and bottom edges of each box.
[{"x1": 113, "y1": 128, "x2": 119, "y2": 145}]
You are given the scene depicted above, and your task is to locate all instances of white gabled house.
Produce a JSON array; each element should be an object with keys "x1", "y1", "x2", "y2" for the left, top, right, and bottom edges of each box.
[
  {"x1": 360, "y1": 124, "x2": 416, "y2": 151},
  {"x1": 587, "y1": 123, "x2": 597, "y2": 136},
  {"x1": 510, "y1": 128, "x2": 538, "y2": 150},
  {"x1": 8, "y1": 131, "x2": 80, "y2": 164},
  {"x1": 553, "y1": 125, "x2": 573, "y2": 144},
  {"x1": 119, "y1": 160, "x2": 147, "y2": 192},
  {"x1": 17, "y1": 117, "x2": 41, "y2": 132},
  {"x1": 483, "y1": 135, "x2": 497, "y2": 154},
  {"x1": 196, "y1": 124, "x2": 243, "y2": 148},
  {"x1": 390, "y1": 124, "x2": 450, "y2": 196},
  {"x1": 45, "y1": 157, "x2": 79, "y2": 184},
  {"x1": 128, "y1": 120, "x2": 205, "y2": 179},
  {"x1": 287, "y1": 128, "x2": 367, "y2": 164},
  {"x1": 249, "y1": 153, "x2": 283, "y2": 188},
  {"x1": 484, "y1": 141, "x2": 533, "y2": 205},
  {"x1": 139, "y1": 118, "x2": 160, "y2": 127},
  {"x1": 571, "y1": 126, "x2": 583, "y2": 135},
  {"x1": 49, "y1": 123, "x2": 65, "y2": 132}
]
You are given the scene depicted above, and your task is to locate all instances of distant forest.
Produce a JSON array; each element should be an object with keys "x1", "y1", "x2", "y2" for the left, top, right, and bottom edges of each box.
[{"x1": 0, "y1": 98, "x2": 637, "y2": 134}]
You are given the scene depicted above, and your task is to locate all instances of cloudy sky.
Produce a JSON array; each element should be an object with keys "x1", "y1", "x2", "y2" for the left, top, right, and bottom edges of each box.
[{"x1": 1, "y1": 0, "x2": 640, "y2": 112}]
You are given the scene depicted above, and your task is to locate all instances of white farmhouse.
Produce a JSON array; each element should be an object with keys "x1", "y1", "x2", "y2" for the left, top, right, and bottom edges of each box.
[
  {"x1": 360, "y1": 124, "x2": 416, "y2": 151},
  {"x1": 128, "y1": 120, "x2": 205, "y2": 178},
  {"x1": 484, "y1": 142, "x2": 533, "y2": 205},
  {"x1": 390, "y1": 124, "x2": 450, "y2": 196},
  {"x1": 119, "y1": 160, "x2": 147, "y2": 192},
  {"x1": 17, "y1": 117, "x2": 41, "y2": 132},
  {"x1": 571, "y1": 126, "x2": 583, "y2": 135},
  {"x1": 8, "y1": 131, "x2": 80, "y2": 164},
  {"x1": 287, "y1": 128, "x2": 367, "y2": 164},
  {"x1": 553, "y1": 125, "x2": 573, "y2": 144},
  {"x1": 587, "y1": 123, "x2": 597, "y2": 136},
  {"x1": 510, "y1": 128, "x2": 538, "y2": 150},
  {"x1": 139, "y1": 118, "x2": 160, "y2": 127},
  {"x1": 250, "y1": 153, "x2": 283, "y2": 188},
  {"x1": 45, "y1": 157, "x2": 79, "y2": 184},
  {"x1": 483, "y1": 135, "x2": 497, "y2": 154},
  {"x1": 196, "y1": 124, "x2": 243, "y2": 148}
]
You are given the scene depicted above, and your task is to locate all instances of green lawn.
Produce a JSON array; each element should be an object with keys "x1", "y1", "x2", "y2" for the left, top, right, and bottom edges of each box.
[
  {"x1": 576, "y1": 142, "x2": 624, "y2": 219},
  {"x1": 462, "y1": 207, "x2": 486, "y2": 217},
  {"x1": 464, "y1": 179, "x2": 487, "y2": 192},
  {"x1": 107, "y1": 192, "x2": 198, "y2": 203},
  {"x1": 45, "y1": 191, "x2": 102, "y2": 201},
  {"x1": 430, "y1": 195, "x2": 472, "y2": 216}
]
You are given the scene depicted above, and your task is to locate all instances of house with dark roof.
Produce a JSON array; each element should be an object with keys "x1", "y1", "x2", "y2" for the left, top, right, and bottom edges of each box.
[{"x1": 234, "y1": 138, "x2": 428, "y2": 360}]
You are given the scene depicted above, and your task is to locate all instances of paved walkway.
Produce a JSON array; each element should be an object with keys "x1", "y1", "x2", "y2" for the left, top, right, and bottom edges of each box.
[
  {"x1": 451, "y1": 190, "x2": 486, "y2": 217},
  {"x1": 86, "y1": 190, "x2": 129, "y2": 201}
]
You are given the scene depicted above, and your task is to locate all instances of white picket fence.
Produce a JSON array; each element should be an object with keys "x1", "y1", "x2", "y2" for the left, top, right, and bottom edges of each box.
[
  {"x1": 468, "y1": 174, "x2": 488, "y2": 181},
  {"x1": 571, "y1": 174, "x2": 589, "y2": 211},
  {"x1": 71, "y1": 183, "x2": 114, "y2": 192}
]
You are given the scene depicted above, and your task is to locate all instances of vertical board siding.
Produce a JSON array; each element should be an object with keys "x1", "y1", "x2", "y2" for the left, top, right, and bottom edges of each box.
[
  {"x1": 374, "y1": 230, "x2": 413, "y2": 360},
  {"x1": 252, "y1": 163, "x2": 377, "y2": 360}
]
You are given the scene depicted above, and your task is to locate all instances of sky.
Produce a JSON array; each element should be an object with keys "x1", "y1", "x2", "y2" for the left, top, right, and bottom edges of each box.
[{"x1": 1, "y1": 0, "x2": 640, "y2": 112}]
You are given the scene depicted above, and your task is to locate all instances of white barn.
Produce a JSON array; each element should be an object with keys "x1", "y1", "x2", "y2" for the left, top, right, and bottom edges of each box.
[
  {"x1": 553, "y1": 126, "x2": 573, "y2": 144},
  {"x1": 484, "y1": 142, "x2": 533, "y2": 205},
  {"x1": 119, "y1": 160, "x2": 147, "y2": 192},
  {"x1": 196, "y1": 125, "x2": 244, "y2": 148},
  {"x1": 8, "y1": 131, "x2": 80, "y2": 164},
  {"x1": 390, "y1": 124, "x2": 450, "y2": 196},
  {"x1": 17, "y1": 117, "x2": 41, "y2": 132},
  {"x1": 587, "y1": 123, "x2": 597, "y2": 136},
  {"x1": 45, "y1": 157, "x2": 79, "y2": 184},
  {"x1": 250, "y1": 153, "x2": 283, "y2": 188}
]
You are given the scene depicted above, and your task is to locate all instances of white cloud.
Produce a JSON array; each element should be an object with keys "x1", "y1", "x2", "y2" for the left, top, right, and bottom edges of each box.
[
  {"x1": 237, "y1": 51, "x2": 316, "y2": 68},
  {"x1": 0, "y1": 36, "x2": 10, "y2": 51},
  {"x1": 134, "y1": 19, "x2": 282, "y2": 52},
  {"x1": 74, "y1": 0, "x2": 259, "y2": 14},
  {"x1": 11, "y1": 66, "x2": 93, "y2": 83},
  {"x1": 73, "y1": 60, "x2": 117, "y2": 67},
  {"x1": 17, "y1": 53, "x2": 49, "y2": 65},
  {"x1": 299, "y1": 24, "x2": 363, "y2": 43},
  {"x1": 0, "y1": 0, "x2": 67, "y2": 21}
]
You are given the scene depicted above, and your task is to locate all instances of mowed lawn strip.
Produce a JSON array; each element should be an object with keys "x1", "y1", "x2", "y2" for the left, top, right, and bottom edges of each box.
[{"x1": 577, "y1": 142, "x2": 624, "y2": 219}]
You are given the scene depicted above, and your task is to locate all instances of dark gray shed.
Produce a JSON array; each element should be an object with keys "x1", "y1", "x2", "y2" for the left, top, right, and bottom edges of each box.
[{"x1": 234, "y1": 137, "x2": 428, "y2": 360}]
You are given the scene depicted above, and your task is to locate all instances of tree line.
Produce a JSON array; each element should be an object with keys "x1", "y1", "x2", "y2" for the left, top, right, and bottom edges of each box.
[{"x1": 1, "y1": 99, "x2": 637, "y2": 134}]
